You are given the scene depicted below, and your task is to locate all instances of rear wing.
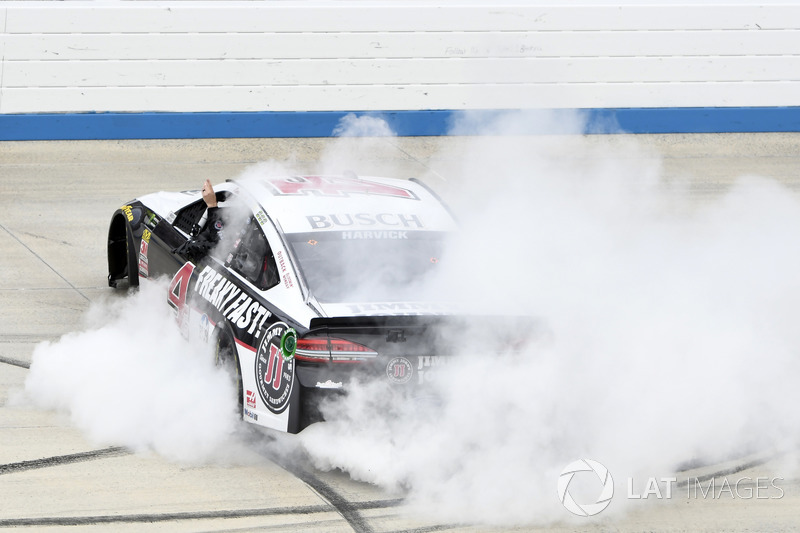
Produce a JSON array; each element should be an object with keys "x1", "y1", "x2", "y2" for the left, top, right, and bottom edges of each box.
[
  {"x1": 309, "y1": 315, "x2": 454, "y2": 330},
  {"x1": 307, "y1": 314, "x2": 540, "y2": 350}
]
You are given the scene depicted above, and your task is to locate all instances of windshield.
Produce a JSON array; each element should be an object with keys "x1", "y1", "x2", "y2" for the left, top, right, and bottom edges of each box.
[{"x1": 287, "y1": 231, "x2": 448, "y2": 303}]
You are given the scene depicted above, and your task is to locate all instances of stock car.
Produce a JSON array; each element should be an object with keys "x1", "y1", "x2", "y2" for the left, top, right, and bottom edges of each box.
[{"x1": 107, "y1": 174, "x2": 462, "y2": 433}]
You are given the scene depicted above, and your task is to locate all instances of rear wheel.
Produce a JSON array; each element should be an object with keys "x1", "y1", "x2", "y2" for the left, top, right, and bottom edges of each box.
[{"x1": 215, "y1": 327, "x2": 243, "y2": 417}]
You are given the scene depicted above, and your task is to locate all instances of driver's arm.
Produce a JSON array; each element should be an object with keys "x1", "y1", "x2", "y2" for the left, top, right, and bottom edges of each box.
[{"x1": 173, "y1": 180, "x2": 224, "y2": 262}]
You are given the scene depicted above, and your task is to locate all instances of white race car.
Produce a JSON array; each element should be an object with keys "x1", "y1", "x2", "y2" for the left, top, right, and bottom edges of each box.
[{"x1": 108, "y1": 174, "x2": 462, "y2": 433}]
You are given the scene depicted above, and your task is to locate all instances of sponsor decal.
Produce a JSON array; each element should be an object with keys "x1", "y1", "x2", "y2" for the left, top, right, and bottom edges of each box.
[
  {"x1": 121, "y1": 205, "x2": 134, "y2": 222},
  {"x1": 193, "y1": 265, "x2": 272, "y2": 335},
  {"x1": 255, "y1": 322, "x2": 295, "y2": 414},
  {"x1": 255, "y1": 210, "x2": 268, "y2": 225},
  {"x1": 138, "y1": 229, "x2": 152, "y2": 277},
  {"x1": 276, "y1": 251, "x2": 294, "y2": 289},
  {"x1": 316, "y1": 380, "x2": 343, "y2": 389},
  {"x1": 386, "y1": 357, "x2": 413, "y2": 384},
  {"x1": 342, "y1": 230, "x2": 409, "y2": 240},
  {"x1": 265, "y1": 175, "x2": 418, "y2": 200},
  {"x1": 145, "y1": 210, "x2": 159, "y2": 228},
  {"x1": 345, "y1": 302, "x2": 450, "y2": 316},
  {"x1": 417, "y1": 355, "x2": 448, "y2": 369},
  {"x1": 138, "y1": 239, "x2": 149, "y2": 277},
  {"x1": 246, "y1": 389, "x2": 257, "y2": 408},
  {"x1": 417, "y1": 355, "x2": 449, "y2": 385},
  {"x1": 199, "y1": 313, "x2": 211, "y2": 343},
  {"x1": 306, "y1": 213, "x2": 424, "y2": 230},
  {"x1": 243, "y1": 408, "x2": 258, "y2": 422}
]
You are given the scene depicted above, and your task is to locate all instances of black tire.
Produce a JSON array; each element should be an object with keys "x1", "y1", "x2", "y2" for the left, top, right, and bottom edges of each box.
[
  {"x1": 215, "y1": 326, "x2": 244, "y2": 417},
  {"x1": 107, "y1": 214, "x2": 139, "y2": 290},
  {"x1": 124, "y1": 221, "x2": 139, "y2": 289}
]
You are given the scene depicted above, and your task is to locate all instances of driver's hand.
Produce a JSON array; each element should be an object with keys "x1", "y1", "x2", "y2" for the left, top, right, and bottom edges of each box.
[{"x1": 202, "y1": 179, "x2": 217, "y2": 208}]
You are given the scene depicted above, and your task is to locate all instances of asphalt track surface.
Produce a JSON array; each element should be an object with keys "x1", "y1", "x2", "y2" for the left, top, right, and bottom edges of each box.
[{"x1": 2, "y1": 134, "x2": 800, "y2": 532}]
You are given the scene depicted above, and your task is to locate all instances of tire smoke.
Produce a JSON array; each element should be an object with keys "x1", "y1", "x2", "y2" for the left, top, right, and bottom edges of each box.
[
  {"x1": 295, "y1": 112, "x2": 800, "y2": 524},
  {"x1": 21, "y1": 279, "x2": 247, "y2": 464}
]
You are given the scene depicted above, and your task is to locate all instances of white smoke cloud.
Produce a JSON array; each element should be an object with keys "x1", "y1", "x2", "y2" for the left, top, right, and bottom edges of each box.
[
  {"x1": 332, "y1": 113, "x2": 396, "y2": 137},
  {"x1": 19, "y1": 279, "x2": 249, "y2": 464},
  {"x1": 294, "y1": 112, "x2": 800, "y2": 524}
]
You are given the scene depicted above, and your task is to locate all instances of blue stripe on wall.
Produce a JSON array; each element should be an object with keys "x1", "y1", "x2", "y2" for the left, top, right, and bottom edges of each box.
[{"x1": 2, "y1": 107, "x2": 800, "y2": 140}]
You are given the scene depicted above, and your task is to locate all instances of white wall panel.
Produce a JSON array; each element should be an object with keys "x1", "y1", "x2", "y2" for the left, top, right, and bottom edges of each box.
[
  {"x1": 6, "y1": 4, "x2": 799, "y2": 33},
  {"x1": 6, "y1": 82, "x2": 800, "y2": 113},
  {"x1": 7, "y1": 57, "x2": 800, "y2": 88},
  {"x1": 1, "y1": 1, "x2": 799, "y2": 114},
  {"x1": 7, "y1": 31, "x2": 800, "y2": 61}
]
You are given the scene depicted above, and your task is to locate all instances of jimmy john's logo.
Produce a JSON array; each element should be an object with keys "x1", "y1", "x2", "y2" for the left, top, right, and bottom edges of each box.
[
  {"x1": 194, "y1": 266, "x2": 272, "y2": 335},
  {"x1": 307, "y1": 213, "x2": 424, "y2": 230},
  {"x1": 386, "y1": 357, "x2": 413, "y2": 384},
  {"x1": 265, "y1": 176, "x2": 418, "y2": 200},
  {"x1": 255, "y1": 322, "x2": 295, "y2": 414}
]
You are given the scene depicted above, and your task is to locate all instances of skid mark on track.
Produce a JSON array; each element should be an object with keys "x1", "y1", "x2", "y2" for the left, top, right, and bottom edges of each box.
[
  {"x1": 0, "y1": 446, "x2": 129, "y2": 475},
  {"x1": 250, "y1": 429, "x2": 464, "y2": 532},
  {"x1": 275, "y1": 459, "x2": 400, "y2": 533},
  {"x1": 675, "y1": 451, "x2": 786, "y2": 488},
  {"x1": 257, "y1": 442, "x2": 401, "y2": 533},
  {"x1": 0, "y1": 355, "x2": 30, "y2": 369},
  {"x1": 0, "y1": 500, "x2": 404, "y2": 528},
  {"x1": 0, "y1": 505, "x2": 330, "y2": 528}
]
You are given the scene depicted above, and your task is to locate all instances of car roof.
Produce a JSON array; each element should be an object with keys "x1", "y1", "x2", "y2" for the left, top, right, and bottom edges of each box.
[{"x1": 233, "y1": 175, "x2": 457, "y2": 235}]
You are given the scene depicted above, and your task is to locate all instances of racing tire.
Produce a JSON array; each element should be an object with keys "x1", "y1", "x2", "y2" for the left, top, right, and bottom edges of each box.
[
  {"x1": 107, "y1": 214, "x2": 139, "y2": 290},
  {"x1": 124, "y1": 221, "x2": 139, "y2": 289},
  {"x1": 214, "y1": 326, "x2": 244, "y2": 418}
]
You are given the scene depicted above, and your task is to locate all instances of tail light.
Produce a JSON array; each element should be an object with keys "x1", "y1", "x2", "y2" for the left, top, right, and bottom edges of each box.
[{"x1": 295, "y1": 337, "x2": 378, "y2": 363}]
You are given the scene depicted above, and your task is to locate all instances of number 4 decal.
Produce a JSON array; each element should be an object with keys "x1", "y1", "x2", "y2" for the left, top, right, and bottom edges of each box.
[{"x1": 168, "y1": 262, "x2": 196, "y2": 312}]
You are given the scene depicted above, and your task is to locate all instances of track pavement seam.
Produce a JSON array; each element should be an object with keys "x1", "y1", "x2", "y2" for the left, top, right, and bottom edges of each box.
[{"x1": 0, "y1": 222, "x2": 90, "y2": 303}]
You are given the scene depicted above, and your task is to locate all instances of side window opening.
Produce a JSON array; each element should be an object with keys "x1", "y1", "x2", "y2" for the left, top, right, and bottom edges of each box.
[
  {"x1": 173, "y1": 191, "x2": 233, "y2": 235},
  {"x1": 173, "y1": 200, "x2": 206, "y2": 235},
  {"x1": 229, "y1": 219, "x2": 279, "y2": 291}
]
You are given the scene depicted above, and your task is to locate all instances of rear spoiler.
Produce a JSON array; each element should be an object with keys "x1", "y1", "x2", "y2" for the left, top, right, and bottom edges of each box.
[
  {"x1": 307, "y1": 314, "x2": 541, "y2": 342},
  {"x1": 309, "y1": 315, "x2": 454, "y2": 331}
]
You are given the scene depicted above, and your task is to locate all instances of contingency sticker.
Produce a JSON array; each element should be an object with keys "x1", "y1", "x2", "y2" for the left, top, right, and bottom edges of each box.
[
  {"x1": 138, "y1": 228, "x2": 151, "y2": 277},
  {"x1": 255, "y1": 322, "x2": 295, "y2": 414}
]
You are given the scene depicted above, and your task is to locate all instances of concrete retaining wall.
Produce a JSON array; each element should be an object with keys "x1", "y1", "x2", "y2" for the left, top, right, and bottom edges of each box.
[{"x1": 1, "y1": 0, "x2": 799, "y2": 137}]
